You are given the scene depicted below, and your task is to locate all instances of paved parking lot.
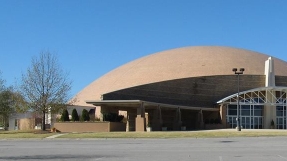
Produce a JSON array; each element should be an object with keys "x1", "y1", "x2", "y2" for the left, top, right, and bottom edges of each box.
[{"x1": 1, "y1": 137, "x2": 287, "y2": 161}]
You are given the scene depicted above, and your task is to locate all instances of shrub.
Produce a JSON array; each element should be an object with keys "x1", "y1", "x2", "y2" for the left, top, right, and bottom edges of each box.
[
  {"x1": 71, "y1": 109, "x2": 79, "y2": 121},
  {"x1": 81, "y1": 109, "x2": 90, "y2": 121},
  {"x1": 147, "y1": 122, "x2": 151, "y2": 127},
  {"x1": 103, "y1": 113, "x2": 115, "y2": 122},
  {"x1": 271, "y1": 119, "x2": 275, "y2": 126},
  {"x1": 116, "y1": 115, "x2": 124, "y2": 122},
  {"x1": 60, "y1": 109, "x2": 69, "y2": 121},
  {"x1": 103, "y1": 113, "x2": 124, "y2": 122}
]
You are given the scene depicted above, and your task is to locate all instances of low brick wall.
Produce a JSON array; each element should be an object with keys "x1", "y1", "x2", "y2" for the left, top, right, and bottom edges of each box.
[
  {"x1": 110, "y1": 122, "x2": 127, "y2": 131},
  {"x1": 54, "y1": 122, "x2": 126, "y2": 132}
]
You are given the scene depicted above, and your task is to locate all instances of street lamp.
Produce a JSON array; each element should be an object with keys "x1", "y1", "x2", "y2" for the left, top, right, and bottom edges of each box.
[{"x1": 232, "y1": 68, "x2": 245, "y2": 131}]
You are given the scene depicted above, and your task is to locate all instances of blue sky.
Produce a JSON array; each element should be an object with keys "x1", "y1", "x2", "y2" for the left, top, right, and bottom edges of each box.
[{"x1": 1, "y1": 1, "x2": 287, "y2": 97}]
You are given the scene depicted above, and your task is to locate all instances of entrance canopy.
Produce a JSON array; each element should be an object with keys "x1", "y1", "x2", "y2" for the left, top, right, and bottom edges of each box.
[
  {"x1": 217, "y1": 86, "x2": 287, "y2": 105},
  {"x1": 86, "y1": 100, "x2": 218, "y2": 111}
]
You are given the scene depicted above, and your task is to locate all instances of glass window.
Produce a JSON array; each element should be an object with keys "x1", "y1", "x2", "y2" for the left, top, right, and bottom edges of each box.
[
  {"x1": 229, "y1": 110, "x2": 237, "y2": 115},
  {"x1": 277, "y1": 106, "x2": 283, "y2": 111},
  {"x1": 254, "y1": 105, "x2": 263, "y2": 110},
  {"x1": 228, "y1": 105, "x2": 237, "y2": 110},
  {"x1": 277, "y1": 111, "x2": 283, "y2": 117},
  {"x1": 228, "y1": 105, "x2": 237, "y2": 115},
  {"x1": 276, "y1": 106, "x2": 284, "y2": 117},
  {"x1": 241, "y1": 110, "x2": 250, "y2": 116},
  {"x1": 244, "y1": 97, "x2": 265, "y2": 103},
  {"x1": 258, "y1": 98, "x2": 265, "y2": 103},
  {"x1": 241, "y1": 105, "x2": 250, "y2": 110},
  {"x1": 255, "y1": 98, "x2": 259, "y2": 103},
  {"x1": 254, "y1": 110, "x2": 262, "y2": 116},
  {"x1": 226, "y1": 101, "x2": 264, "y2": 129}
]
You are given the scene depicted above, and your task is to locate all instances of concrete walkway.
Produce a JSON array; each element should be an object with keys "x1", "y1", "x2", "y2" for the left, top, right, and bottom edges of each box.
[
  {"x1": 45, "y1": 133, "x2": 68, "y2": 139},
  {"x1": 199, "y1": 128, "x2": 287, "y2": 132}
]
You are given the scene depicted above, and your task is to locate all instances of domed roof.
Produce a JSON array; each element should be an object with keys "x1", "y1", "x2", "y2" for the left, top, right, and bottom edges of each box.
[{"x1": 72, "y1": 46, "x2": 287, "y2": 106}]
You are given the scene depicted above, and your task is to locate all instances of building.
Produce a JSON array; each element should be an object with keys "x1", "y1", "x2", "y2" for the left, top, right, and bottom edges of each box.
[
  {"x1": 72, "y1": 46, "x2": 287, "y2": 131},
  {"x1": 8, "y1": 105, "x2": 96, "y2": 131}
]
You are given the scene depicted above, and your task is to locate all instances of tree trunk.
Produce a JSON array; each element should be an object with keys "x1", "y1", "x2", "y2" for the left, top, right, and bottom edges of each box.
[
  {"x1": 42, "y1": 110, "x2": 46, "y2": 131},
  {"x1": 3, "y1": 118, "x2": 7, "y2": 130}
]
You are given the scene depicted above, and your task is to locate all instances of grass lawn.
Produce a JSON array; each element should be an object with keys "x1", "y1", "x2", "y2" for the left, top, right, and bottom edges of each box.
[
  {"x1": 0, "y1": 130, "x2": 55, "y2": 139},
  {"x1": 58, "y1": 130, "x2": 287, "y2": 139},
  {"x1": 2, "y1": 130, "x2": 287, "y2": 139}
]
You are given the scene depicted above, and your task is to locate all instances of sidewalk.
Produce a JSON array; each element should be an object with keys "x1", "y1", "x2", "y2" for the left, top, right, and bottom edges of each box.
[
  {"x1": 45, "y1": 133, "x2": 68, "y2": 139},
  {"x1": 197, "y1": 128, "x2": 287, "y2": 132}
]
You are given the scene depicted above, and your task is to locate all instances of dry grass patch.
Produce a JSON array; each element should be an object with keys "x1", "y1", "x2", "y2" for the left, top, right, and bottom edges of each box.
[
  {"x1": 2, "y1": 130, "x2": 287, "y2": 139},
  {"x1": 0, "y1": 130, "x2": 55, "y2": 139},
  {"x1": 58, "y1": 130, "x2": 287, "y2": 139}
]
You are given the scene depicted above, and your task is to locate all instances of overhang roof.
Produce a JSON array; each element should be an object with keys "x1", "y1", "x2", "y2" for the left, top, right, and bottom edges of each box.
[{"x1": 86, "y1": 100, "x2": 219, "y2": 111}]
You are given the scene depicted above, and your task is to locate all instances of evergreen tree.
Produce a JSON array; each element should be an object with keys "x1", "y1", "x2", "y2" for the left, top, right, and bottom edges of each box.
[
  {"x1": 60, "y1": 109, "x2": 69, "y2": 121},
  {"x1": 71, "y1": 109, "x2": 79, "y2": 121},
  {"x1": 81, "y1": 109, "x2": 90, "y2": 121}
]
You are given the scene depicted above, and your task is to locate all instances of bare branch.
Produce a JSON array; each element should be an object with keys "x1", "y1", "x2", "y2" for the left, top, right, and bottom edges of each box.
[{"x1": 21, "y1": 51, "x2": 72, "y2": 130}]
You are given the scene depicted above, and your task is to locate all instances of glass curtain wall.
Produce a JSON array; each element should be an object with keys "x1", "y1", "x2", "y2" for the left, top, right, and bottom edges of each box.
[
  {"x1": 276, "y1": 99, "x2": 287, "y2": 129},
  {"x1": 224, "y1": 90, "x2": 287, "y2": 129},
  {"x1": 227, "y1": 102, "x2": 264, "y2": 129}
]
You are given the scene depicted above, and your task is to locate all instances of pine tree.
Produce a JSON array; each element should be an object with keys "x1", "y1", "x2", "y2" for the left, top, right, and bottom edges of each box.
[
  {"x1": 60, "y1": 109, "x2": 69, "y2": 121},
  {"x1": 71, "y1": 109, "x2": 79, "y2": 121},
  {"x1": 81, "y1": 109, "x2": 90, "y2": 121}
]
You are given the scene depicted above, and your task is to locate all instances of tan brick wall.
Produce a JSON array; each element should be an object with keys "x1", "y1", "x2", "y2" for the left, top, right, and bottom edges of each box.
[
  {"x1": 54, "y1": 122, "x2": 126, "y2": 132},
  {"x1": 275, "y1": 76, "x2": 287, "y2": 86},
  {"x1": 109, "y1": 122, "x2": 127, "y2": 131}
]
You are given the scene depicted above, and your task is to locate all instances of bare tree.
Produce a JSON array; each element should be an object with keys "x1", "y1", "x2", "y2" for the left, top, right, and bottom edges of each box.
[{"x1": 21, "y1": 51, "x2": 71, "y2": 130}]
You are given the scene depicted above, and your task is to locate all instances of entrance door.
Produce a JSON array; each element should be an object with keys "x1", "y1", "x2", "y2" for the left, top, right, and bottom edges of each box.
[
  {"x1": 276, "y1": 106, "x2": 287, "y2": 129},
  {"x1": 227, "y1": 116, "x2": 237, "y2": 128},
  {"x1": 227, "y1": 104, "x2": 263, "y2": 129},
  {"x1": 241, "y1": 117, "x2": 250, "y2": 129}
]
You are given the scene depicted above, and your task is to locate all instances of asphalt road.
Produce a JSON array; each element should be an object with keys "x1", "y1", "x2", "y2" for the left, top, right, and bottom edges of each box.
[{"x1": 1, "y1": 137, "x2": 287, "y2": 161}]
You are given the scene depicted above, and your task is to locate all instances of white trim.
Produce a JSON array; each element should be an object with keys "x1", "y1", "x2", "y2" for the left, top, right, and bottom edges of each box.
[{"x1": 217, "y1": 86, "x2": 287, "y2": 105}]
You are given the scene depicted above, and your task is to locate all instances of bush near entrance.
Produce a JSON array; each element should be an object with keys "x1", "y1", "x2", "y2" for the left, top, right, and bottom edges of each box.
[
  {"x1": 60, "y1": 109, "x2": 69, "y2": 121},
  {"x1": 103, "y1": 113, "x2": 124, "y2": 122},
  {"x1": 71, "y1": 109, "x2": 79, "y2": 121},
  {"x1": 81, "y1": 109, "x2": 90, "y2": 121}
]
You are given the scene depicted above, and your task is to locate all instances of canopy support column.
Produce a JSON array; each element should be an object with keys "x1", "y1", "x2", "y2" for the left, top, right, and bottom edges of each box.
[
  {"x1": 126, "y1": 110, "x2": 136, "y2": 132},
  {"x1": 151, "y1": 106, "x2": 162, "y2": 131},
  {"x1": 196, "y1": 109, "x2": 204, "y2": 129},
  {"x1": 135, "y1": 102, "x2": 146, "y2": 132},
  {"x1": 173, "y1": 107, "x2": 182, "y2": 130},
  {"x1": 220, "y1": 104, "x2": 227, "y2": 128}
]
